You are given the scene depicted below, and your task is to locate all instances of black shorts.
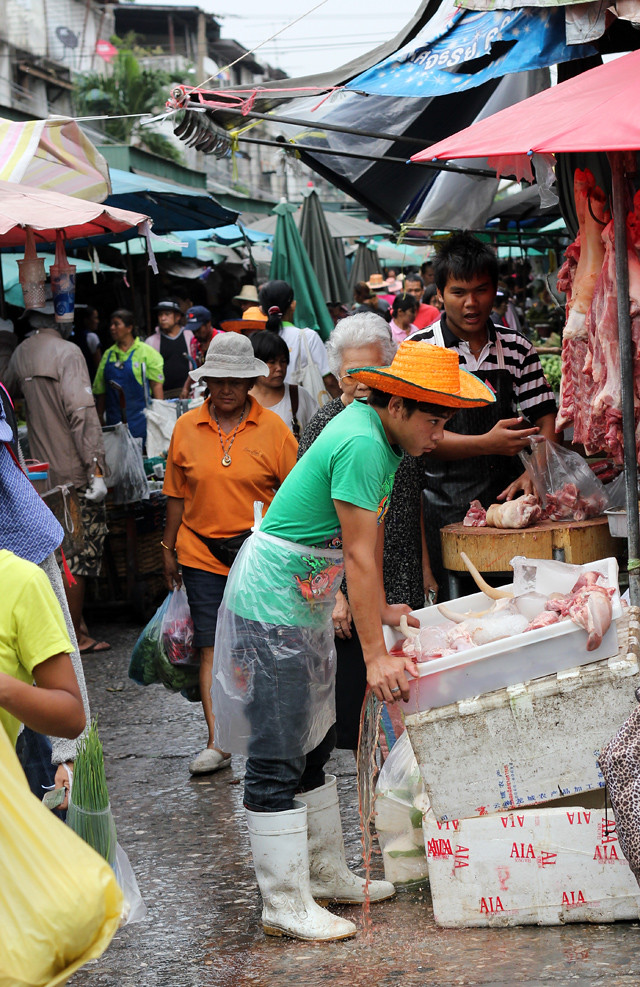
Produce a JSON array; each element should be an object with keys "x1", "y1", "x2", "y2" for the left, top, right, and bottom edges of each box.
[{"x1": 181, "y1": 565, "x2": 227, "y2": 648}]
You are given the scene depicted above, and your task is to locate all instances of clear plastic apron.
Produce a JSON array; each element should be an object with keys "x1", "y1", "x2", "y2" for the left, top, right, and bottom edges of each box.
[{"x1": 212, "y1": 506, "x2": 345, "y2": 759}]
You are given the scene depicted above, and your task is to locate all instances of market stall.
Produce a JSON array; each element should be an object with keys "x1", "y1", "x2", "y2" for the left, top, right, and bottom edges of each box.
[
  {"x1": 1, "y1": 180, "x2": 164, "y2": 617},
  {"x1": 411, "y1": 49, "x2": 640, "y2": 605}
]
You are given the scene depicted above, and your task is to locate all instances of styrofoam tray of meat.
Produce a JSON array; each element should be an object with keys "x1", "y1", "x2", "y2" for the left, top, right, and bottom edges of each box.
[{"x1": 384, "y1": 557, "x2": 622, "y2": 714}]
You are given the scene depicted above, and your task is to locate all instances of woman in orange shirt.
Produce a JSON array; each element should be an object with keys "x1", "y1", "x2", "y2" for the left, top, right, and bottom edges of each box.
[{"x1": 162, "y1": 333, "x2": 298, "y2": 776}]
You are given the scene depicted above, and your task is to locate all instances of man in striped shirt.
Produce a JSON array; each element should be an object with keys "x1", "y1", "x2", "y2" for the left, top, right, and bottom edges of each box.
[{"x1": 408, "y1": 232, "x2": 557, "y2": 599}]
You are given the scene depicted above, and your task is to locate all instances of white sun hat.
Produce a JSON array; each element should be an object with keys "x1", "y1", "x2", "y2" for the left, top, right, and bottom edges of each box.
[{"x1": 189, "y1": 330, "x2": 269, "y2": 382}]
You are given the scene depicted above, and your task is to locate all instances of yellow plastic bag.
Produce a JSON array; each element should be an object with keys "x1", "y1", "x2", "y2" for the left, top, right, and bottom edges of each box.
[{"x1": 0, "y1": 723, "x2": 123, "y2": 987}]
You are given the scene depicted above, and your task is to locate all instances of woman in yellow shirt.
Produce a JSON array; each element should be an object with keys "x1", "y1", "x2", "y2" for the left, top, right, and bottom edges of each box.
[{"x1": 0, "y1": 549, "x2": 86, "y2": 747}]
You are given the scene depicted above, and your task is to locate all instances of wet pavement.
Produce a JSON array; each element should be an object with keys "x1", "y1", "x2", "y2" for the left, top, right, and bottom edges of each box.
[{"x1": 70, "y1": 617, "x2": 640, "y2": 987}]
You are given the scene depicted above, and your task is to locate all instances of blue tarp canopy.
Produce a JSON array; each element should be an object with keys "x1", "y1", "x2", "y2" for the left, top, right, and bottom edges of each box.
[
  {"x1": 347, "y1": 2, "x2": 594, "y2": 97},
  {"x1": 105, "y1": 169, "x2": 238, "y2": 235}
]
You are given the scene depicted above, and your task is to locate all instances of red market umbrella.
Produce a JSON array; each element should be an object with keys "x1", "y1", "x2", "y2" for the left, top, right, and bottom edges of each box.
[
  {"x1": 411, "y1": 50, "x2": 640, "y2": 172},
  {"x1": 411, "y1": 49, "x2": 640, "y2": 603},
  {"x1": 0, "y1": 178, "x2": 154, "y2": 248}
]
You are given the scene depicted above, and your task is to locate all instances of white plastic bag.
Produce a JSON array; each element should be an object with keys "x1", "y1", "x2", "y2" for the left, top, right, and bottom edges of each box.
[
  {"x1": 375, "y1": 731, "x2": 429, "y2": 887},
  {"x1": 144, "y1": 399, "x2": 178, "y2": 459},
  {"x1": 161, "y1": 586, "x2": 197, "y2": 666},
  {"x1": 114, "y1": 843, "x2": 147, "y2": 926},
  {"x1": 103, "y1": 423, "x2": 149, "y2": 504},
  {"x1": 520, "y1": 436, "x2": 609, "y2": 520}
]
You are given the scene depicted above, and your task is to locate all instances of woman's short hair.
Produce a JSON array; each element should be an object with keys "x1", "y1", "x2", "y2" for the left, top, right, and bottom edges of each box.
[
  {"x1": 392, "y1": 293, "x2": 418, "y2": 318},
  {"x1": 326, "y1": 312, "x2": 395, "y2": 378},
  {"x1": 110, "y1": 309, "x2": 135, "y2": 332},
  {"x1": 250, "y1": 330, "x2": 290, "y2": 365}
]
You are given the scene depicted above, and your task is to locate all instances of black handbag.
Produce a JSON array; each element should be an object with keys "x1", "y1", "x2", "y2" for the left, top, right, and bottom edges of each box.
[{"x1": 186, "y1": 525, "x2": 252, "y2": 568}]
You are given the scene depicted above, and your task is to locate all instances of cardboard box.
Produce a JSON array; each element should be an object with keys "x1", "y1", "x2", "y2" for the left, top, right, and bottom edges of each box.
[
  {"x1": 405, "y1": 650, "x2": 639, "y2": 821},
  {"x1": 424, "y1": 804, "x2": 640, "y2": 927}
]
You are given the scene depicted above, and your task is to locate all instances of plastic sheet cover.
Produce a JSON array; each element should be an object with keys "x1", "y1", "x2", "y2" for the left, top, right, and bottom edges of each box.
[{"x1": 212, "y1": 528, "x2": 344, "y2": 758}]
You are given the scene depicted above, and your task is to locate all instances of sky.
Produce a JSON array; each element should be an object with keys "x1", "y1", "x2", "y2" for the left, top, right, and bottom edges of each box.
[{"x1": 191, "y1": 0, "x2": 418, "y2": 79}]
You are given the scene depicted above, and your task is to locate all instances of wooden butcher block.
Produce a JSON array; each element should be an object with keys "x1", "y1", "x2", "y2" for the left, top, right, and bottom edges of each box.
[{"x1": 441, "y1": 515, "x2": 619, "y2": 572}]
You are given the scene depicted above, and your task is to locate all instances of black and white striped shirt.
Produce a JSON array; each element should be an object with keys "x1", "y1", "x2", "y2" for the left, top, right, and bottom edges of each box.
[{"x1": 408, "y1": 318, "x2": 556, "y2": 422}]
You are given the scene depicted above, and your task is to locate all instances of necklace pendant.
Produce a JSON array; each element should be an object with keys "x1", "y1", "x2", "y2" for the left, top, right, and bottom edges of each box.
[{"x1": 221, "y1": 454, "x2": 232, "y2": 467}]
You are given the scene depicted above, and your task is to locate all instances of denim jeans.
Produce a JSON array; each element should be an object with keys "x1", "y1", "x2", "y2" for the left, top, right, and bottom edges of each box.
[
  {"x1": 244, "y1": 725, "x2": 337, "y2": 812},
  {"x1": 16, "y1": 726, "x2": 57, "y2": 798}
]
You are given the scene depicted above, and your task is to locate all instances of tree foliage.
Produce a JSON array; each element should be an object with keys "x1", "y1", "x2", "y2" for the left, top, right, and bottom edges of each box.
[{"x1": 73, "y1": 38, "x2": 187, "y2": 163}]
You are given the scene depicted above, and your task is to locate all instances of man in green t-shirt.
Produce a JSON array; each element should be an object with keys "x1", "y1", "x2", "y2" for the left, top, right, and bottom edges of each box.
[{"x1": 212, "y1": 340, "x2": 494, "y2": 943}]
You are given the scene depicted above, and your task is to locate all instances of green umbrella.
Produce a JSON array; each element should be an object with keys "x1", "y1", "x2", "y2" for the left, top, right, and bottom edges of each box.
[
  {"x1": 269, "y1": 200, "x2": 334, "y2": 342},
  {"x1": 299, "y1": 189, "x2": 349, "y2": 306},
  {"x1": 347, "y1": 240, "x2": 382, "y2": 292}
]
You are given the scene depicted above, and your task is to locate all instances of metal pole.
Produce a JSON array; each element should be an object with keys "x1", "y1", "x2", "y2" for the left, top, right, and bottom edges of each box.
[
  {"x1": 214, "y1": 107, "x2": 437, "y2": 149},
  {"x1": 0, "y1": 254, "x2": 6, "y2": 319},
  {"x1": 610, "y1": 151, "x2": 640, "y2": 604},
  {"x1": 224, "y1": 133, "x2": 496, "y2": 180}
]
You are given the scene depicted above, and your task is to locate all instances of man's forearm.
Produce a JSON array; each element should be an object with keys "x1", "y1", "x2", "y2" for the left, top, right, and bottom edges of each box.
[
  {"x1": 343, "y1": 549, "x2": 386, "y2": 663},
  {"x1": 429, "y1": 430, "x2": 487, "y2": 461}
]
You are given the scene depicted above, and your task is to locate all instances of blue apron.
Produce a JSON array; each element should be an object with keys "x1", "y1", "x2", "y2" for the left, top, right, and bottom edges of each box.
[{"x1": 105, "y1": 348, "x2": 149, "y2": 441}]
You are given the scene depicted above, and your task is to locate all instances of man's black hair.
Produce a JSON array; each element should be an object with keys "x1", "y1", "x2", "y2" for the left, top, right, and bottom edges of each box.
[
  {"x1": 405, "y1": 273, "x2": 424, "y2": 289},
  {"x1": 433, "y1": 232, "x2": 499, "y2": 294},
  {"x1": 367, "y1": 388, "x2": 455, "y2": 419},
  {"x1": 250, "y1": 330, "x2": 290, "y2": 365}
]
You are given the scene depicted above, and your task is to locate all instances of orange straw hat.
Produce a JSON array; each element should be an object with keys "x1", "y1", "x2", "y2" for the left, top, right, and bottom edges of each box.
[{"x1": 348, "y1": 340, "x2": 496, "y2": 408}]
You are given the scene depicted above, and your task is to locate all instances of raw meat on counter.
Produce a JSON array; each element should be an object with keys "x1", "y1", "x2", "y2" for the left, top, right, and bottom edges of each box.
[
  {"x1": 462, "y1": 495, "x2": 541, "y2": 529},
  {"x1": 463, "y1": 500, "x2": 487, "y2": 526}
]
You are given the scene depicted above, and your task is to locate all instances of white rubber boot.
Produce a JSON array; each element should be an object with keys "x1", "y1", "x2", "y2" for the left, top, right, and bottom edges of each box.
[
  {"x1": 245, "y1": 800, "x2": 357, "y2": 941},
  {"x1": 301, "y1": 774, "x2": 396, "y2": 904}
]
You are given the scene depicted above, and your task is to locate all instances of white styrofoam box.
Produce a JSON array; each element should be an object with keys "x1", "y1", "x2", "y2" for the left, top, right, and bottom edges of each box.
[
  {"x1": 383, "y1": 558, "x2": 621, "y2": 714},
  {"x1": 405, "y1": 650, "x2": 639, "y2": 821},
  {"x1": 424, "y1": 804, "x2": 640, "y2": 927}
]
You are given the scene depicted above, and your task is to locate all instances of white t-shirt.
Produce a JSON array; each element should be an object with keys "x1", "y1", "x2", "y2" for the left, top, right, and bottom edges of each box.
[
  {"x1": 279, "y1": 324, "x2": 330, "y2": 383},
  {"x1": 268, "y1": 383, "x2": 318, "y2": 435},
  {"x1": 86, "y1": 332, "x2": 101, "y2": 354}
]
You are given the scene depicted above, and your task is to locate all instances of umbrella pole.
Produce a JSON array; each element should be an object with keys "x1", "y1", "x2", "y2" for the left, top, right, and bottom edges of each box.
[
  {"x1": 0, "y1": 255, "x2": 5, "y2": 319},
  {"x1": 610, "y1": 151, "x2": 640, "y2": 605}
]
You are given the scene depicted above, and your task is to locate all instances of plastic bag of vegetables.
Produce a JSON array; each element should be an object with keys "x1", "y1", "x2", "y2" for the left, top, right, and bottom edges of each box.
[
  {"x1": 374, "y1": 731, "x2": 430, "y2": 887},
  {"x1": 129, "y1": 591, "x2": 200, "y2": 697}
]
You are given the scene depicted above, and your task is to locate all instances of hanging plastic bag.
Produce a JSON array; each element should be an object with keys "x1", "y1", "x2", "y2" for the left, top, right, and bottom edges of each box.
[
  {"x1": 0, "y1": 721, "x2": 122, "y2": 987},
  {"x1": 129, "y1": 592, "x2": 200, "y2": 697},
  {"x1": 374, "y1": 731, "x2": 429, "y2": 887},
  {"x1": 161, "y1": 586, "x2": 198, "y2": 666},
  {"x1": 144, "y1": 398, "x2": 178, "y2": 458},
  {"x1": 114, "y1": 843, "x2": 148, "y2": 925},
  {"x1": 103, "y1": 422, "x2": 149, "y2": 504},
  {"x1": 520, "y1": 435, "x2": 610, "y2": 521}
]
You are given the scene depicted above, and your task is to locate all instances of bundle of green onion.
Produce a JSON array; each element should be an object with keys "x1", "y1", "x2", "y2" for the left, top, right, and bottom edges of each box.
[{"x1": 67, "y1": 720, "x2": 117, "y2": 866}]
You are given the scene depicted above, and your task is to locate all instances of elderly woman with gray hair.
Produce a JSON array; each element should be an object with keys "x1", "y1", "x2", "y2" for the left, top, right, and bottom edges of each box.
[{"x1": 297, "y1": 312, "x2": 437, "y2": 750}]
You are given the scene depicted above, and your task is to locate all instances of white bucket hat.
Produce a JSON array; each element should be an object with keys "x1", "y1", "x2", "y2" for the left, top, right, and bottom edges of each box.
[{"x1": 189, "y1": 331, "x2": 269, "y2": 382}]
